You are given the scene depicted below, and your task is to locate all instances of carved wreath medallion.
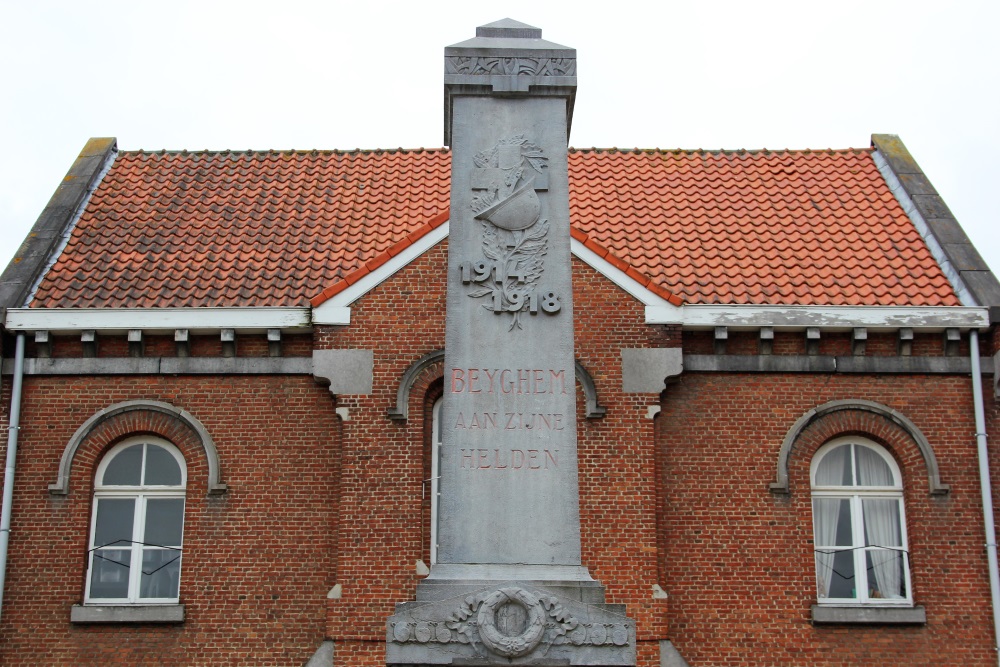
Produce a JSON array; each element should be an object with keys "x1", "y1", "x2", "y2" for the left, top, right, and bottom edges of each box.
[{"x1": 388, "y1": 585, "x2": 632, "y2": 659}]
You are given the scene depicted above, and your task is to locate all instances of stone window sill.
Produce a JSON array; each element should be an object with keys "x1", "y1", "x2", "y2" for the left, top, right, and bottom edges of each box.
[
  {"x1": 70, "y1": 604, "x2": 185, "y2": 624},
  {"x1": 811, "y1": 604, "x2": 925, "y2": 625}
]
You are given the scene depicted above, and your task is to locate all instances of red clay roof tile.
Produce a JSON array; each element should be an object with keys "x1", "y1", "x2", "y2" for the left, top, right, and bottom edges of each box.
[{"x1": 29, "y1": 147, "x2": 961, "y2": 308}]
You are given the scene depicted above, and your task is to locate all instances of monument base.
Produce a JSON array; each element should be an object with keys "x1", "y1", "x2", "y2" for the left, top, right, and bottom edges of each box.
[{"x1": 387, "y1": 580, "x2": 636, "y2": 666}]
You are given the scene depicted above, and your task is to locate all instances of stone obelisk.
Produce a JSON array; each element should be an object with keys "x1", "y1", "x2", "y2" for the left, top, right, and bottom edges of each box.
[{"x1": 387, "y1": 20, "x2": 635, "y2": 666}]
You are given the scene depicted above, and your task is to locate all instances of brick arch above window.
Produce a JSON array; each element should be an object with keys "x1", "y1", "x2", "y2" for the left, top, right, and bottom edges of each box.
[
  {"x1": 770, "y1": 399, "x2": 948, "y2": 496},
  {"x1": 48, "y1": 399, "x2": 227, "y2": 496},
  {"x1": 387, "y1": 349, "x2": 607, "y2": 423}
]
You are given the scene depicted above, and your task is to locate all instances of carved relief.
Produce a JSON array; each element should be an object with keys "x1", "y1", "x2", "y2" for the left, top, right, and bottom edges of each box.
[
  {"x1": 446, "y1": 56, "x2": 576, "y2": 77},
  {"x1": 388, "y1": 586, "x2": 631, "y2": 660},
  {"x1": 462, "y1": 136, "x2": 561, "y2": 330}
]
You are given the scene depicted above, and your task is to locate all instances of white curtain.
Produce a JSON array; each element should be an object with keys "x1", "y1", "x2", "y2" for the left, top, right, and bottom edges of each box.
[
  {"x1": 813, "y1": 498, "x2": 843, "y2": 598},
  {"x1": 856, "y1": 446, "x2": 893, "y2": 486},
  {"x1": 863, "y1": 498, "x2": 903, "y2": 598},
  {"x1": 813, "y1": 446, "x2": 850, "y2": 598}
]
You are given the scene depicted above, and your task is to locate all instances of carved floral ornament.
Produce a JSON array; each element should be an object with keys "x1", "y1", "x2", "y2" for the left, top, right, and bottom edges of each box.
[
  {"x1": 389, "y1": 586, "x2": 631, "y2": 659},
  {"x1": 463, "y1": 135, "x2": 561, "y2": 330},
  {"x1": 445, "y1": 56, "x2": 576, "y2": 77}
]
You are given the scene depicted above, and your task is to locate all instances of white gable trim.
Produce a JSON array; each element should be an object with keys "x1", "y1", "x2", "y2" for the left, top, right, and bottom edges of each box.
[
  {"x1": 569, "y1": 238, "x2": 679, "y2": 309},
  {"x1": 312, "y1": 221, "x2": 450, "y2": 325},
  {"x1": 312, "y1": 223, "x2": 681, "y2": 325}
]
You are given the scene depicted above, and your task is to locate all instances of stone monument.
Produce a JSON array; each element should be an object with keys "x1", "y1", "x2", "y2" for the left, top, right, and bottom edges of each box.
[{"x1": 386, "y1": 20, "x2": 636, "y2": 666}]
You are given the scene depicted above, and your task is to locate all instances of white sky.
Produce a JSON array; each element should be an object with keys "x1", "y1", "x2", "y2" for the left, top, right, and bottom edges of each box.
[{"x1": 1, "y1": 0, "x2": 997, "y2": 295}]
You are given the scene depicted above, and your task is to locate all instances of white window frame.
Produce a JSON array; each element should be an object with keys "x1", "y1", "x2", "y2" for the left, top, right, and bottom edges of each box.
[
  {"x1": 85, "y1": 437, "x2": 187, "y2": 605},
  {"x1": 430, "y1": 397, "x2": 442, "y2": 565},
  {"x1": 810, "y1": 437, "x2": 913, "y2": 606}
]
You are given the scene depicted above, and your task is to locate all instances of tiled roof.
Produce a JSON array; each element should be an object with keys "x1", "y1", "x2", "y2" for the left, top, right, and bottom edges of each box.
[
  {"x1": 29, "y1": 147, "x2": 960, "y2": 308},
  {"x1": 568, "y1": 148, "x2": 959, "y2": 306}
]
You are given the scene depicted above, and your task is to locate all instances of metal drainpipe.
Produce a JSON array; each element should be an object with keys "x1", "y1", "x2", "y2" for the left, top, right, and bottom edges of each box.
[
  {"x1": 970, "y1": 329, "x2": 1000, "y2": 665},
  {"x1": 0, "y1": 333, "x2": 25, "y2": 624}
]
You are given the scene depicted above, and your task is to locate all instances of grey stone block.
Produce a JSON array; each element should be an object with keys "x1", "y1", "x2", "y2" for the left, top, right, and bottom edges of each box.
[
  {"x1": 961, "y1": 271, "x2": 1000, "y2": 308},
  {"x1": 304, "y1": 640, "x2": 334, "y2": 667},
  {"x1": 871, "y1": 134, "x2": 922, "y2": 174},
  {"x1": 910, "y1": 194, "x2": 955, "y2": 220},
  {"x1": 660, "y1": 640, "x2": 691, "y2": 667},
  {"x1": 70, "y1": 604, "x2": 185, "y2": 623},
  {"x1": 621, "y1": 348, "x2": 683, "y2": 393},
  {"x1": 942, "y1": 242, "x2": 990, "y2": 271},
  {"x1": 924, "y1": 215, "x2": 972, "y2": 244},
  {"x1": 811, "y1": 605, "x2": 926, "y2": 625},
  {"x1": 895, "y1": 171, "x2": 937, "y2": 196},
  {"x1": 311, "y1": 349, "x2": 374, "y2": 394}
]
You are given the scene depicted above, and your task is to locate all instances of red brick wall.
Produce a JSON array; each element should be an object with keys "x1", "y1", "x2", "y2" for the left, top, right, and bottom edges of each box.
[
  {"x1": 0, "y1": 375, "x2": 339, "y2": 667},
  {"x1": 659, "y1": 373, "x2": 995, "y2": 666}
]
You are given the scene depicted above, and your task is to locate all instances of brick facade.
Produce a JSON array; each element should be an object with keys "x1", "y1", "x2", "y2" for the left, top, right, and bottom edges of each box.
[{"x1": 0, "y1": 244, "x2": 997, "y2": 666}]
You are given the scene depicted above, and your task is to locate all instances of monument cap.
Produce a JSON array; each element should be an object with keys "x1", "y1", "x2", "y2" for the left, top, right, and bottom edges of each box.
[{"x1": 444, "y1": 19, "x2": 577, "y2": 145}]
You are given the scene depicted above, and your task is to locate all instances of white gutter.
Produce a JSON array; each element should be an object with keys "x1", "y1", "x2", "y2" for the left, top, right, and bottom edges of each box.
[
  {"x1": 0, "y1": 333, "x2": 26, "y2": 623},
  {"x1": 646, "y1": 304, "x2": 989, "y2": 330},
  {"x1": 4, "y1": 307, "x2": 311, "y2": 334},
  {"x1": 970, "y1": 329, "x2": 1000, "y2": 665}
]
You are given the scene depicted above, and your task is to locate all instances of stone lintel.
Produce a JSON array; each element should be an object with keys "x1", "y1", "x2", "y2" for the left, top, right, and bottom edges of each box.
[
  {"x1": 621, "y1": 348, "x2": 683, "y2": 393},
  {"x1": 312, "y1": 349, "x2": 374, "y2": 395}
]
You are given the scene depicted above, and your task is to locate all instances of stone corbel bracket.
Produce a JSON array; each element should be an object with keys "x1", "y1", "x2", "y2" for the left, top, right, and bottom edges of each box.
[
  {"x1": 312, "y1": 349, "x2": 374, "y2": 396},
  {"x1": 621, "y1": 348, "x2": 683, "y2": 393}
]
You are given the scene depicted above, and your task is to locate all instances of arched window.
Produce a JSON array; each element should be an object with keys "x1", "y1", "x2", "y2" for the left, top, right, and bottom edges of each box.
[
  {"x1": 811, "y1": 437, "x2": 911, "y2": 605},
  {"x1": 86, "y1": 437, "x2": 186, "y2": 604}
]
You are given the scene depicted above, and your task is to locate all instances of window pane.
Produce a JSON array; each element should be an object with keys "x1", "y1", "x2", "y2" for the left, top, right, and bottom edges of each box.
[
  {"x1": 867, "y1": 549, "x2": 906, "y2": 599},
  {"x1": 145, "y1": 445, "x2": 182, "y2": 486},
  {"x1": 856, "y1": 446, "x2": 894, "y2": 486},
  {"x1": 93, "y1": 498, "x2": 135, "y2": 548},
  {"x1": 144, "y1": 498, "x2": 185, "y2": 546},
  {"x1": 140, "y1": 549, "x2": 181, "y2": 599},
  {"x1": 832, "y1": 499, "x2": 853, "y2": 546},
  {"x1": 102, "y1": 444, "x2": 143, "y2": 485},
  {"x1": 862, "y1": 499, "x2": 902, "y2": 547},
  {"x1": 825, "y1": 549, "x2": 857, "y2": 599},
  {"x1": 815, "y1": 444, "x2": 851, "y2": 486},
  {"x1": 89, "y1": 548, "x2": 131, "y2": 599}
]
